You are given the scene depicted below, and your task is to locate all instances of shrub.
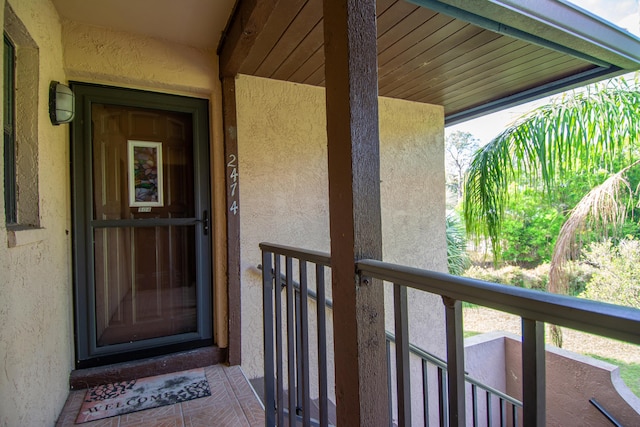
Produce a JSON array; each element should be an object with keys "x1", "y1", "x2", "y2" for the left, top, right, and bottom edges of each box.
[
  {"x1": 464, "y1": 264, "x2": 548, "y2": 290},
  {"x1": 580, "y1": 239, "x2": 640, "y2": 308},
  {"x1": 463, "y1": 262, "x2": 591, "y2": 296}
]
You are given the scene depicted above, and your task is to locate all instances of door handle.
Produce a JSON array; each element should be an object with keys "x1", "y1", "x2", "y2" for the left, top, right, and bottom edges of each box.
[{"x1": 201, "y1": 210, "x2": 209, "y2": 235}]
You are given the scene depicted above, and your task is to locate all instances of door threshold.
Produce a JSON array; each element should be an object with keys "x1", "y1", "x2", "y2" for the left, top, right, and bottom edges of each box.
[{"x1": 70, "y1": 346, "x2": 227, "y2": 390}]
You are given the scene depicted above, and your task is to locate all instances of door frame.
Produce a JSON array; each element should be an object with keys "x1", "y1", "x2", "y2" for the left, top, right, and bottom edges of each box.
[{"x1": 70, "y1": 82, "x2": 213, "y2": 368}]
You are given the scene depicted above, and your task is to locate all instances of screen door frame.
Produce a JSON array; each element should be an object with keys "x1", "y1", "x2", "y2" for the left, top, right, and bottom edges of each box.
[{"x1": 70, "y1": 82, "x2": 213, "y2": 368}]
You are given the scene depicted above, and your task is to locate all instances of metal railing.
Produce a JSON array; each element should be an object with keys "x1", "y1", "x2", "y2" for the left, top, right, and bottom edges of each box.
[
  {"x1": 262, "y1": 243, "x2": 332, "y2": 427},
  {"x1": 260, "y1": 261, "x2": 522, "y2": 426},
  {"x1": 261, "y1": 242, "x2": 640, "y2": 426},
  {"x1": 384, "y1": 331, "x2": 521, "y2": 427}
]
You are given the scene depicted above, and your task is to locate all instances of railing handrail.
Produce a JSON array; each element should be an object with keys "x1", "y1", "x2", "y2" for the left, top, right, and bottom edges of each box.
[
  {"x1": 357, "y1": 258, "x2": 640, "y2": 345},
  {"x1": 589, "y1": 398, "x2": 624, "y2": 427},
  {"x1": 385, "y1": 331, "x2": 523, "y2": 408},
  {"x1": 260, "y1": 242, "x2": 331, "y2": 267},
  {"x1": 259, "y1": 242, "x2": 640, "y2": 344}
]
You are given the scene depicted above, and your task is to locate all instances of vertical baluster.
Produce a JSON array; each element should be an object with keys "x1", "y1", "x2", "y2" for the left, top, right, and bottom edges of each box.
[
  {"x1": 316, "y1": 264, "x2": 329, "y2": 427},
  {"x1": 522, "y1": 318, "x2": 545, "y2": 427},
  {"x1": 438, "y1": 367, "x2": 446, "y2": 427},
  {"x1": 285, "y1": 257, "x2": 296, "y2": 427},
  {"x1": 422, "y1": 359, "x2": 429, "y2": 427},
  {"x1": 387, "y1": 338, "x2": 394, "y2": 427},
  {"x1": 500, "y1": 399, "x2": 506, "y2": 427},
  {"x1": 262, "y1": 251, "x2": 275, "y2": 427},
  {"x1": 513, "y1": 402, "x2": 518, "y2": 427},
  {"x1": 394, "y1": 284, "x2": 411, "y2": 427},
  {"x1": 443, "y1": 297, "x2": 465, "y2": 426},
  {"x1": 299, "y1": 261, "x2": 311, "y2": 427},
  {"x1": 486, "y1": 391, "x2": 492, "y2": 426},
  {"x1": 295, "y1": 284, "x2": 303, "y2": 417},
  {"x1": 471, "y1": 384, "x2": 478, "y2": 427},
  {"x1": 274, "y1": 256, "x2": 284, "y2": 426}
]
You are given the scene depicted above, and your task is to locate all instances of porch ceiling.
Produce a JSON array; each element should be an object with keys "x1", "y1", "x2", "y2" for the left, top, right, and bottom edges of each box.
[
  {"x1": 220, "y1": 0, "x2": 640, "y2": 124},
  {"x1": 52, "y1": 0, "x2": 640, "y2": 125},
  {"x1": 51, "y1": 0, "x2": 236, "y2": 50}
]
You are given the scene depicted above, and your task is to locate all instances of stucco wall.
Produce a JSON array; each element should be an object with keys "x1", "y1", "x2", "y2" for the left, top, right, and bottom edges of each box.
[
  {"x1": 62, "y1": 20, "x2": 217, "y2": 96},
  {"x1": 465, "y1": 332, "x2": 640, "y2": 426},
  {"x1": 504, "y1": 335, "x2": 640, "y2": 426},
  {"x1": 235, "y1": 74, "x2": 447, "y2": 382},
  {"x1": 0, "y1": 1, "x2": 72, "y2": 426}
]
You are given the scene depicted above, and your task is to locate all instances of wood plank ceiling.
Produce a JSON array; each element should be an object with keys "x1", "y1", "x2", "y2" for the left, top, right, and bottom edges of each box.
[{"x1": 221, "y1": 0, "x2": 611, "y2": 123}]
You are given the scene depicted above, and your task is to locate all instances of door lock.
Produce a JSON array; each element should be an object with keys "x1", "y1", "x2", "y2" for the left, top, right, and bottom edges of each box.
[{"x1": 201, "y1": 210, "x2": 209, "y2": 235}]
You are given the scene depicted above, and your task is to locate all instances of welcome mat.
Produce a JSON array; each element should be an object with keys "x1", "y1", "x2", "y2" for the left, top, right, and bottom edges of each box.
[{"x1": 76, "y1": 368, "x2": 211, "y2": 423}]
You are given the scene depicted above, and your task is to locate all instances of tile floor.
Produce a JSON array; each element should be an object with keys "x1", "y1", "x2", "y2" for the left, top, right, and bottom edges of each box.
[{"x1": 56, "y1": 365, "x2": 265, "y2": 427}]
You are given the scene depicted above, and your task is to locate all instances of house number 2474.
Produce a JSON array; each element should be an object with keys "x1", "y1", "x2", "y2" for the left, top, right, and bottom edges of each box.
[{"x1": 228, "y1": 154, "x2": 239, "y2": 215}]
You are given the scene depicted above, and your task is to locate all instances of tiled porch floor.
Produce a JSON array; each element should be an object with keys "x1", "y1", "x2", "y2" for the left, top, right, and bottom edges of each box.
[{"x1": 56, "y1": 365, "x2": 265, "y2": 427}]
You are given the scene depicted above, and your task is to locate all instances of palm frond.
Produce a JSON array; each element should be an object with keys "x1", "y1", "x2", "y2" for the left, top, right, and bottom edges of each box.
[
  {"x1": 463, "y1": 78, "x2": 640, "y2": 260},
  {"x1": 548, "y1": 159, "x2": 640, "y2": 295}
]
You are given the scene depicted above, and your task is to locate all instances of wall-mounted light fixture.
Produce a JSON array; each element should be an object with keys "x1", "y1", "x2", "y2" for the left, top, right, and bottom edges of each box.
[{"x1": 49, "y1": 81, "x2": 75, "y2": 125}]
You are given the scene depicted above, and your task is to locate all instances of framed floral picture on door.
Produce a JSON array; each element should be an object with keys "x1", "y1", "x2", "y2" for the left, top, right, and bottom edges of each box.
[{"x1": 128, "y1": 140, "x2": 164, "y2": 207}]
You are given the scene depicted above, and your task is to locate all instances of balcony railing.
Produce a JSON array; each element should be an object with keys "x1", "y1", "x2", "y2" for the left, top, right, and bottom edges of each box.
[
  {"x1": 260, "y1": 242, "x2": 640, "y2": 427},
  {"x1": 260, "y1": 262, "x2": 523, "y2": 426}
]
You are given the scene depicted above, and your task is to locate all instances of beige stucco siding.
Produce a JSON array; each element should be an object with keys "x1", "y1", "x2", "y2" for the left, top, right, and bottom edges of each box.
[
  {"x1": 235, "y1": 75, "x2": 447, "y2": 382},
  {"x1": 62, "y1": 21, "x2": 217, "y2": 97},
  {"x1": 0, "y1": 1, "x2": 72, "y2": 426}
]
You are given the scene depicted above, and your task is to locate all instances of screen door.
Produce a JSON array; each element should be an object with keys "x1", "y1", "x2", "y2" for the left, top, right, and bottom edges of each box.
[{"x1": 72, "y1": 84, "x2": 212, "y2": 367}]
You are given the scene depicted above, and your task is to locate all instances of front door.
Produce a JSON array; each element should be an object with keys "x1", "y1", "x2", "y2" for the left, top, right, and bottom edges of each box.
[{"x1": 71, "y1": 84, "x2": 212, "y2": 368}]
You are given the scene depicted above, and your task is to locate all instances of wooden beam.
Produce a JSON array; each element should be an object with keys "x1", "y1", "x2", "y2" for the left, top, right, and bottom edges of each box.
[
  {"x1": 323, "y1": 0, "x2": 389, "y2": 425},
  {"x1": 222, "y1": 76, "x2": 242, "y2": 365},
  {"x1": 218, "y1": 0, "x2": 279, "y2": 78}
]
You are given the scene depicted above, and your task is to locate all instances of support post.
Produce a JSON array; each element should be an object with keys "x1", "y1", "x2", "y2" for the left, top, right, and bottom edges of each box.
[
  {"x1": 443, "y1": 297, "x2": 466, "y2": 426},
  {"x1": 323, "y1": 0, "x2": 389, "y2": 425},
  {"x1": 222, "y1": 77, "x2": 242, "y2": 365},
  {"x1": 522, "y1": 319, "x2": 546, "y2": 426}
]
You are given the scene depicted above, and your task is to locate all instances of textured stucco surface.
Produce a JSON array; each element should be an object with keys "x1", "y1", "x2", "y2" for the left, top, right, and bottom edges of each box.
[
  {"x1": 0, "y1": 1, "x2": 73, "y2": 426},
  {"x1": 235, "y1": 75, "x2": 447, "y2": 382},
  {"x1": 504, "y1": 335, "x2": 640, "y2": 426},
  {"x1": 62, "y1": 20, "x2": 217, "y2": 96},
  {"x1": 466, "y1": 332, "x2": 640, "y2": 426}
]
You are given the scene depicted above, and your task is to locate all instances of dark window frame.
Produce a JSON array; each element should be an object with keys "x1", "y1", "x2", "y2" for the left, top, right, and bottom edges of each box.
[{"x1": 3, "y1": 33, "x2": 16, "y2": 225}]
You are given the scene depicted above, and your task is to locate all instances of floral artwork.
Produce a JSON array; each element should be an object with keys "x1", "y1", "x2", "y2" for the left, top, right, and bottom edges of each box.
[{"x1": 128, "y1": 140, "x2": 164, "y2": 207}]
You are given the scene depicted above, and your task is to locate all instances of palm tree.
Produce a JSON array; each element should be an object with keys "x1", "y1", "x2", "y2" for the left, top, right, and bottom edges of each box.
[{"x1": 463, "y1": 76, "x2": 640, "y2": 345}]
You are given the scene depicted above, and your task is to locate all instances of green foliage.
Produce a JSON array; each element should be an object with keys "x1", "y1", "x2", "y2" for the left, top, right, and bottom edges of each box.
[
  {"x1": 463, "y1": 78, "x2": 640, "y2": 261},
  {"x1": 580, "y1": 239, "x2": 640, "y2": 308},
  {"x1": 499, "y1": 187, "x2": 564, "y2": 265},
  {"x1": 463, "y1": 262, "x2": 591, "y2": 296},
  {"x1": 464, "y1": 264, "x2": 548, "y2": 290},
  {"x1": 446, "y1": 212, "x2": 470, "y2": 275}
]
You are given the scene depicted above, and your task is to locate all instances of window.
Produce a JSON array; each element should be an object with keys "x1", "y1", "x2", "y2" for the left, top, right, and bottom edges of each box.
[
  {"x1": 4, "y1": 33, "x2": 15, "y2": 224},
  {"x1": 3, "y1": 3, "x2": 40, "y2": 233}
]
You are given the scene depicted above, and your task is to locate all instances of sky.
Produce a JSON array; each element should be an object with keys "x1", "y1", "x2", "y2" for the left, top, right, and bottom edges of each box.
[{"x1": 445, "y1": 0, "x2": 640, "y2": 145}]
